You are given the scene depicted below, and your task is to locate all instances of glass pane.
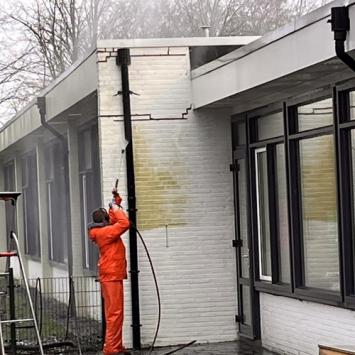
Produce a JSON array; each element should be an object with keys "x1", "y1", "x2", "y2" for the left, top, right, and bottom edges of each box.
[
  {"x1": 256, "y1": 150, "x2": 271, "y2": 280},
  {"x1": 257, "y1": 111, "x2": 284, "y2": 141},
  {"x1": 79, "y1": 129, "x2": 93, "y2": 171},
  {"x1": 4, "y1": 162, "x2": 16, "y2": 246},
  {"x1": 22, "y1": 152, "x2": 40, "y2": 257},
  {"x1": 350, "y1": 91, "x2": 355, "y2": 120},
  {"x1": 45, "y1": 145, "x2": 55, "y2": 180},
  {"x1": 232, "y1": 121, "x2": 246, "y2": 148},
  {"x1": 237, "y1": 159, "x2": 249, "y2": 279},
  {"x1": 46, "y1": 142, "x2": 69, "y2": 264},
  {"x1": 298, "y1": 98, "x2": 333, "y2": 131},
  {"x1": 241, "y1": 285, "x2": 251, "y2": 326},
  {"x1": 276, "y1": 144, "x2": 290, "y2": 283},
  {"x1": 350, "y1": 131, "x2": 355, "y2": 284},
  {"x1": 299, "y1": 135, "x2": 339, "y2": 291}
]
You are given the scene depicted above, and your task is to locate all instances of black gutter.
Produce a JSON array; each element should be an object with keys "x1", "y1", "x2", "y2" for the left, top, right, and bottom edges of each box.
[
  {"x1": 116, "y1": 48, "x2": 141, "y2": 350},
  {"x1": 329, "y1": 6, "x2": 355, "y2": 72},
  {"x1": 36, "y1": 97, "x2": 74, "y2": 278}
]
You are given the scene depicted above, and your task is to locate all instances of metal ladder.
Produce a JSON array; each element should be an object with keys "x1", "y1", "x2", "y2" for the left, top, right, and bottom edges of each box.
[{"x1": 0, "y1": 231, "x2": 44, "y2": 355}]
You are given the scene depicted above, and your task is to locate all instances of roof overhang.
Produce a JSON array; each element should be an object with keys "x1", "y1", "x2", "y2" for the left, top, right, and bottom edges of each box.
[
  {"x1": 0, "y1": 50, "x2": 98, "y2": 151},
  {"x1": 192, "y1": 0, "x2": 355, "y2": 112},
  {"x1": 97, "y1": 37, "x2": 259, "y2": 49}
]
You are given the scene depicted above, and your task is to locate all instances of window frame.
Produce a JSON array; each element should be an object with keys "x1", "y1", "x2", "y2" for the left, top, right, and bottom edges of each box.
[
  {"x1": 248, "y1": 106, "x2": 291, "y2": 291},
  {"x1": 4, "y1": 161, "x2": 16, "y2": 247},
  {"x1": 78, "y1": 123, "x2": 101, "y2": 272},
  {"x1": 288, "y1": 93, "x2": 342, "y2": 301},
  {"x1": 247, "y1": 88, "x2": 355, "y2": 309},
  {"x1": 21, "y1": 150, "x2": 41, "y2": 259},
  {"x1": 336, "y1": 83, "x2": 355, "y2": 309},
  {"x1": 45, "y1": 140, "x2": 69, "y2": 265},
  {"x1": 255, "y1": 147, "x2": 272, "y2": 282}
]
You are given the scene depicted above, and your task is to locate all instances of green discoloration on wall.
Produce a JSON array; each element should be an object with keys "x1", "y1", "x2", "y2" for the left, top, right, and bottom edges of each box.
[{"x1": 133, "y1": 125, "x2": 187, "y2": 230}]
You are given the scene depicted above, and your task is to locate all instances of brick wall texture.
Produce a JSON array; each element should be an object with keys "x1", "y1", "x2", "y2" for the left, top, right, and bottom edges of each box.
[
  {"x1": 97, "y1": 46, "x2": 355, "y2": 353},
  {"x1": 261, "y1": 293, "x2": 355, "y2": 355},
  {"x1": 98, "y1": 47, "x2": 238, "y2": 347}
]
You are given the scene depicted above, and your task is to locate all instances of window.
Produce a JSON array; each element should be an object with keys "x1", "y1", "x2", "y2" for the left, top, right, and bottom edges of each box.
[
  {"x1": 350, "y1": 130, "x2": 355, "y2": 291},
  {"x1": 297, "y1": 98, "x2": 333, "y2": 131},
  {"x1": 255, "y1": 148, "x2": 272, "y2": 281},
  {"x1": 299, "y1": 135, "x2": 339, "y2": 291},
  {"x1": 256, "y1": 111, "x2": 284, "y2": 140},
  {"x1": 45, "y1": 141, "x2": 69, "y2": 264},
  {"x1": 349, "y1": 91, "x2": 355, "y2": 120},
  {"x1": 232, "y1": 121, "x2": 246, "y2": 148},
  {"x1": 275, "y1": 144, "x2": 290, "y2": 284},
  {"x1": 252, "y1": 108, "x2": 291, "y2": 285},
  {"x1": 237, "y1": 85, "x2": 355, "y2": 309},
  {"x1": 4, "y1": 161, "x2": 16, "y2": 246},
  {"x1": 251, "y1": 98, "x2": 339, "y2": 292},
  {"x1": 78, "y1": 125, "x2": 101, "y2": 271},
  {"x1": 22, "y1": 151, "x2": 40, "y2": 258}
]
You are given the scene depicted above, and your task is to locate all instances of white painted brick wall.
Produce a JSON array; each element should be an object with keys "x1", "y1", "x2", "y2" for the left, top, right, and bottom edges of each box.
[
  {"x1": 261, "y1": 293, "x2": 355, "y2": 355},
  {"x1": 98, "y1": 47, "x2": 238, "y2": 347}
]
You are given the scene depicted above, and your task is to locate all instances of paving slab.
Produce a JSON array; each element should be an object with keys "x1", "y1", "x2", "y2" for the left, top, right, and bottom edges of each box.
[{"x1": 91, "y1": 339, "x2": 276, "y2": 355}]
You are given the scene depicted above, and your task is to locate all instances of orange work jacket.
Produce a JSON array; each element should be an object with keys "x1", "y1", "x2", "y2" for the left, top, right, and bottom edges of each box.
[{"x1": 89, "y1": 208, "x2": 130, "y2": 282}]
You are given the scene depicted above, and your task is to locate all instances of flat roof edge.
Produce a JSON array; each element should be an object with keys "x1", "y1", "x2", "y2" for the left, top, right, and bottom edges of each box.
[
  {"x1": 0, "y1": 48, "x2": 97, "y2": 134},
  {"x1": 97, "y1": 36, "x2": 260, "y2": 49},
  {"x1": 192, "y1": 0, "x2": 355, "y2": 78}
]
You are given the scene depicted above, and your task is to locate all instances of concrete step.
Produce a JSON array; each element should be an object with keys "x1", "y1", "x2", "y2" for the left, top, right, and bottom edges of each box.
[{"x1": 319, "y1": 345, "x2": 355, "y2": 355}]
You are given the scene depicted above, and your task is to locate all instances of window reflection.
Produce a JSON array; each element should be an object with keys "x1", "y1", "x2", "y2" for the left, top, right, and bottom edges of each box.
[
  {"x1": 255, "y1": 149, "x2": 271, "y2": 280},
  {"x1": 257, "y1": 111, "x2": 283, "y2": 141},
  {"x1": 350, "y1": 91, "x2": 355, "y2": 120},
  {"x1": 298, "y1": 98, "x2": 333, "y2": 131},
  {"x1": 299, "y1": 135, "x2": 339, "y2": 291},
  {"x1": 276, "y1": 144, "x2": 290, "y2": 284}
]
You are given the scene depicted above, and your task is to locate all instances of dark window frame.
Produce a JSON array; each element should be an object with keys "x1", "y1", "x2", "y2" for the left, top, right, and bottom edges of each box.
[
  {"x1": 289, "y1": 92, "x2": 341, "y2": 301},
  {"x1": 45, "y1": 140, "x2": 69, "y2": 265},
  {"x1": 243, "y1": 87, "x2": 355, "y2": 308},
  {"x1": 336, "y1": 85, "x2": 355, "y2": 308},
  {"x1": 21, "y1": 150, "x2": 41, "y2": 259},
  {"x1": 248, "y1": 108, "x2": 291, "y2": 293},
  {"x1": 78, "y1": 123, "x2": 101, "y2": 273},
  {"x1": 4, "y1": 161, "x2": 16, "y2": 247},
  {"x1": 231, "y1": 114, "x2": 261, "y2": 339}
]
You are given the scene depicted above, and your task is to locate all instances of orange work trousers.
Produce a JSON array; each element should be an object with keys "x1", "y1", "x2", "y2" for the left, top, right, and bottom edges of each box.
[{"x1": 101, "y1": 280, "x2": 124, "y2": 355}]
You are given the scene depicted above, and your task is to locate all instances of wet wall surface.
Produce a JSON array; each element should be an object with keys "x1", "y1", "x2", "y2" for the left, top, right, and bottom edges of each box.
[{"x1": 92, "y1": 339, "x2": 277, "y2": 355}]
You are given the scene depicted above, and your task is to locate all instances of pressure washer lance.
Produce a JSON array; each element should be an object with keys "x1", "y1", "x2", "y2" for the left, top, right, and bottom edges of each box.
[
  {"x1": 110, "y1": 186, "x2": 196, "y2": 355},
  {"x1": 109, "y1": 179, "x2": 121, "y2": 208}
]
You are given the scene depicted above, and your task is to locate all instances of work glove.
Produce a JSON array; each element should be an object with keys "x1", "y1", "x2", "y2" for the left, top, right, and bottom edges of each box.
[{"x1": 112, "y1": 187, "x2": 122, "y2": 206}]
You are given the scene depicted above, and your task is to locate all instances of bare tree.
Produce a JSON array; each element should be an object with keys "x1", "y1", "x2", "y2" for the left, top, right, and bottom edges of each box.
[
  {"x1": 10, "y1": 0, "x2": 83, "y2": 80},
  {"x1": 0, "y1": 0, "x2": 333, "y2": 124},
  {"x1": 293, "y1": 0, "x2": 332, "y2": 17}
]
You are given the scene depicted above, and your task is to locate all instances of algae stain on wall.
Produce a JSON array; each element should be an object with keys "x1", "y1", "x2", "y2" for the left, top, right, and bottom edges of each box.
[{"x1": 133, "y1": 124, "x2": 187, "y2": 230}]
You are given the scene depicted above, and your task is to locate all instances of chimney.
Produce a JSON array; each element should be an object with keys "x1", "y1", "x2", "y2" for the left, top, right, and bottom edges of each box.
[{"x1": 200, "y1": 25, "x2": 211, "y2": 37}]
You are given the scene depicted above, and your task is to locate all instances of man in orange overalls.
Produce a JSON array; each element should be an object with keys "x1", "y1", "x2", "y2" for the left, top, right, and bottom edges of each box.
[{"x1": 88, "y1": 194, "x2": 130, "y2": 355}]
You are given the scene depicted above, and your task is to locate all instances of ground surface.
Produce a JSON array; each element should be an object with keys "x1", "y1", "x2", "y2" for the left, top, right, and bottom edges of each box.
[{"x1": 92, "y1": 339, "x2": 276, "y2": 355}]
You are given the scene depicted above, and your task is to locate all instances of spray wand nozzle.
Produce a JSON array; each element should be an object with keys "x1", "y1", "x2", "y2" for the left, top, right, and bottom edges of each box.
[{"x1": 109, "y1": 179, "x2": 122, "y2": 209}]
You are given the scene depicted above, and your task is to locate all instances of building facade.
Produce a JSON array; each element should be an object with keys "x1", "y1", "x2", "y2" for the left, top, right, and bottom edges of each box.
[{"x1": 1, "y1": 0, "x2": 355, "y2": 353}]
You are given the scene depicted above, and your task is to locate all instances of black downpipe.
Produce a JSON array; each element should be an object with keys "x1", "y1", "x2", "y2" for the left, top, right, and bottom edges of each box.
[
  {"x1": 330, "y1": 6, "x2": 355, "y2": 72},
  {"x1": 116, "y1": 48, "x2": 141, "y2": 350},
  {"x1": 37, "y1": 97, "x2": 74, "y2": 278}
]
